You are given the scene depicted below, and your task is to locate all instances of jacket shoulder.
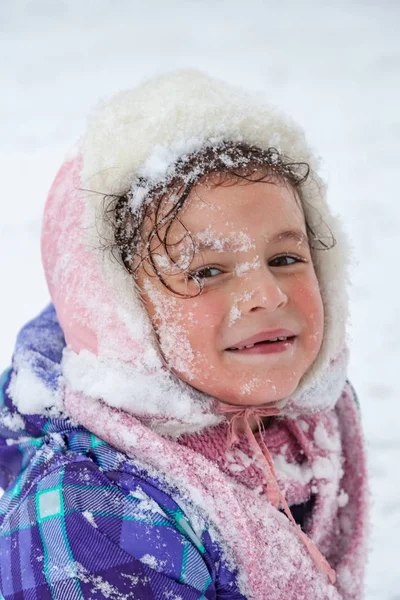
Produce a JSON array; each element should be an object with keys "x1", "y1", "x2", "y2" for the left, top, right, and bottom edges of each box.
[{"x1": 0, "y1": 436, "x2": 240, "y2": 599}]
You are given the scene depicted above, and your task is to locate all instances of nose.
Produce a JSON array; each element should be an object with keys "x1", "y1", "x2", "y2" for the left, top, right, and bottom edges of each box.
[{"x1": 239, "y1": 266, "x2": 288, "y2": 314}]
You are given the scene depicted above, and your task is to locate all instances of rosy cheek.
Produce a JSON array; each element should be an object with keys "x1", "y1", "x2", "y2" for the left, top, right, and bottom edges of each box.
[
  {"x1": 144, "y1": 281, "x2": 200, "y2": 381},
  {"x1": 292, "y1": 278, "x2": 324, "y2": 349}
]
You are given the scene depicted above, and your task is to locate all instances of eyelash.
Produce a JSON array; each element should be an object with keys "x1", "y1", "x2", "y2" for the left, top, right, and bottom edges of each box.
[{"x1": 191, "y1": 254, "x2": 304, "y2": 280}]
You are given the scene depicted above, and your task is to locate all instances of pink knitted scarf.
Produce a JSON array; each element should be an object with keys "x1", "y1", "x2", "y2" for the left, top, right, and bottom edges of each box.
[
  {"x1": 176, "y1": 385, "x2": 368, "y2": 595},
  {"x1": 65, "y1": 381, "x2": 368, "y2": 599}
]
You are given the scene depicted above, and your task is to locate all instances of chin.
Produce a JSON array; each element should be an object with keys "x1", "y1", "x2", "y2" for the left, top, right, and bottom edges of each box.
[
  {"x1": 228, "y1": 373, "x2": 302, "y2": 406},
  {"x1": 183, "y1": 367, "x2": 303, "y2": 407}
]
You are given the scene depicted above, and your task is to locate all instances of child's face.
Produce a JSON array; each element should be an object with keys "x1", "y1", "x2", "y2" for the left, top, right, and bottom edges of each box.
[{"x1": 136, "y1": 177, "x2": 324, "y2": 406}]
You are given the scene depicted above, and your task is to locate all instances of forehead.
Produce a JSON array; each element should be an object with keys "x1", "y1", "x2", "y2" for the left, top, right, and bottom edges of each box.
[{"x1": 179, "y1": 178, "x2": 306, "y2": 239}]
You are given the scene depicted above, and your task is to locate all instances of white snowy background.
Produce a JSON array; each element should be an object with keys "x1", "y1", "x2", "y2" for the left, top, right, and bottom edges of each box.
[{"x1": 0, "y1": 0, "x2": 399, "y2": 597}]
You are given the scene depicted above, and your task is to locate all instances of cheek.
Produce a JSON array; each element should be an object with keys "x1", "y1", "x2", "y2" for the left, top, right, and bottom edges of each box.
[
  {"x1": 144, "y1": 283, "x2": 224, "y2": 381},
  {"x1": 143, "y1": 285, "x2": 200, "y2": 381},
  {"x1": 182, "y1": 296, "x2": 225, "y2": 355},
  {"x1": 291, "y1": 275, "x2": 324, "y2": 350}
]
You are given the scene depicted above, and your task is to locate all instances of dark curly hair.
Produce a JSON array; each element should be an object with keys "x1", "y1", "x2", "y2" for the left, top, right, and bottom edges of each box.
[{"x1": 103, "y1": 142, "x2": 335, "y2": 297}]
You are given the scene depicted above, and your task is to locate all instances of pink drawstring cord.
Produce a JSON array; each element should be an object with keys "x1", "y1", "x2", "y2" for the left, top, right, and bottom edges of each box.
[{"x1": 218, "y1": 404, "x2": 336, "y2": 585}]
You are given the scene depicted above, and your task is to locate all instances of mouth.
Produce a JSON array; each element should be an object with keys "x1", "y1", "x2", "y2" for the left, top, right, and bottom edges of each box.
[
  {"x1": 225, "y1": 329, "x2": 297, "y2": 355},
  {"x1": 226, "y1": 337, "x2": 296, "y2": 355}
]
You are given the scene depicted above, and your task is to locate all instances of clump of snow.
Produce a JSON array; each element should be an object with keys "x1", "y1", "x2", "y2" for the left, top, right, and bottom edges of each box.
[
  {"x1": 163, "y1": 593, "x2": 183, "y2": 600},
  {"x1": 337, "y1": 489, "x2": 349, "y2": 508},
  {"x1": 196, "y1": 226, "x2": 255, "y2": 253},
  {"x1": 130, "y1": 487, "x2": 168, "y2": 519},
  {"x1": 7, "y1": 366, "x2": 63, "y2": 417},
  {"x1": 140, "y1": 553, "x2": 167, "y2": 573},
  {"x1": 233, "y1": 231, "x2": 256, "y2": 252},
  {"x1": 153, "y1": 254, "x2": 172, "y2": 271},
  {"x1": 5, "y1": 435, "x2": 31, "y2": 446},
  {"x1": 228, "y1": 463, "x2": 245, "y2": 473},
  {"x1": 228, "y1": 305, "x2": 242, "y2": 327},
  {"x1": 312, "y1": 456, "x2": 335, "y2": 480},
  {"x1": 297, "y1": 420, "x2": 310, "y2": 433},
  {"x1": 1, "y1": 410, "x2": 25, "y2": 432},
  {"x1": 174, "y1": 244, "x2": 194, "y2": 272},
  {"x1": 82, "y1": 510, "x2": 98, "y2": 528},
  {"x1": 337, "y1": 564, "x2": 359, "y2": 599},
  {"x1": 273, "y1": 453, "x2": 313, "y2": 485},
  {"x1": 66, "y1": 561, "x2": 137, "y2": 598},
  {"x1": 240, "y1": 378, "x2": 262, "y2": 396},
  {"x1": 63, "y1": 347, "x2": 222, "y2": 437},
  {"x1": 314, "y1": 422, "x2": 341, "y2": 452},
  {"x1": 235, "y1": 448, "x2": 255, "y2": 469},
  {"x1": 121, "y1": 573, "x2": 140, "y2": 586},
  {"x1": 130, "y1": 138, "x2": 207, "y2": 213},
  {"x1": 235, "y1": 256, "x2": 261, "y2": 276},
  {"x1": 312, "y1": 455, "x2": 343, "y2": 483},
  {"x1": 228, "y1": 291, "x2": 255, "y2": 326}
]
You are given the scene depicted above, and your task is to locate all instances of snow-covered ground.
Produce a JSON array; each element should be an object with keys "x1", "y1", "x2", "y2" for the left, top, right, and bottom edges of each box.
[{"x1": 1, "y1": 0, "x2": 399, "y2": 597}]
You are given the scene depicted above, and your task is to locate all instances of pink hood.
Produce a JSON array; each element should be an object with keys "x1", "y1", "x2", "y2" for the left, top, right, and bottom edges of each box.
[{"x1": 40, "y1": 69, "x2": 352, "y2": 436}]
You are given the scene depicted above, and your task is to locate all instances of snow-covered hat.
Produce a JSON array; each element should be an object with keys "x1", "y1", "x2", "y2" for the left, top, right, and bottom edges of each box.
[{"x1": 41, "y1": 69, "x2": 351, "y2": 436}]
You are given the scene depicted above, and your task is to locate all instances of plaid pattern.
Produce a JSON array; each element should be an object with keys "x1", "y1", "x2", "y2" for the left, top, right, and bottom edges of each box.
[{"x1": 0, "y1": 306, "x2": 245, "y2": 599}]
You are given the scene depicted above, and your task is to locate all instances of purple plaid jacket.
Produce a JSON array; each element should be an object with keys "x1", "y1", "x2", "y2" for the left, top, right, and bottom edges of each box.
[{"x1": 0, "y1": 306, "x2": 246, "y2": 599}]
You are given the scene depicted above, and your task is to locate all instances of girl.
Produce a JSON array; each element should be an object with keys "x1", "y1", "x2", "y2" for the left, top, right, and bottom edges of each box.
[{"x1": 0, "y1": 70, "x2": 369, "y2": 599}]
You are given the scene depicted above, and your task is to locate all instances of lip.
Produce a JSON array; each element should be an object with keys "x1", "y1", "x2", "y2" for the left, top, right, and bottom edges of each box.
[{"x1": 226, "y1": 329, "x2": 297, "y2": 350}]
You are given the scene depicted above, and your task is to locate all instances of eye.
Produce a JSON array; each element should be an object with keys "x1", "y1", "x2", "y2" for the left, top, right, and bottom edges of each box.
[
  {"x1": 269, "y1": 254, "x2": 304, "y2": 267},
  {"x1": 191, "y1": 266, "x2": 223, "y2": 280}
]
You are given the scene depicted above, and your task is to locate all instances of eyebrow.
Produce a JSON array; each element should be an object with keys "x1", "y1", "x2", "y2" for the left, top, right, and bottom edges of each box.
[
  {"x1": 193, "y1": 228, "x2": 309, "y2": 253},
  {"x1": 266, "y1": 228, "x2": 309, "y2": 246}
]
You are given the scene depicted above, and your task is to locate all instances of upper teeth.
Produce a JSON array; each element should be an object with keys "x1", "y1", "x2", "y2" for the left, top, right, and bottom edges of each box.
[{"x1": 231, "y1": 336, "x2": 288, "y2": 350}]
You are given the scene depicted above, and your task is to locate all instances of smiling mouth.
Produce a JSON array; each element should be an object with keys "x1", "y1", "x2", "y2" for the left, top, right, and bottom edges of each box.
[
  {"x1": 226, "y1": 336, "x2": 296, "y2": 354},
  {"x1": 227, "y1": 336, "x2": 295, "y2": 350}
]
